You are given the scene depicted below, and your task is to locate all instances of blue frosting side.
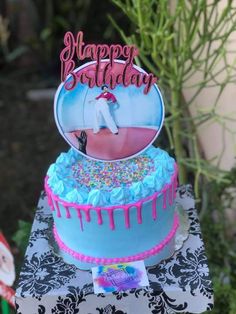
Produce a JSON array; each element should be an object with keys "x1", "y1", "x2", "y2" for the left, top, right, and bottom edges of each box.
[
  {"x1": 53, "y1": 192, "x2": 176, "y2": 268},
  {"x1": 46, "y1": 146, "x2": 175, "y2": 206}
]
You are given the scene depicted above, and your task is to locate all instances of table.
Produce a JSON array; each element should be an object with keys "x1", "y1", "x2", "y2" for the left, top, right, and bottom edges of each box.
[{"x1": 15, "y1": 185, "x2": 214, "y2": 314}]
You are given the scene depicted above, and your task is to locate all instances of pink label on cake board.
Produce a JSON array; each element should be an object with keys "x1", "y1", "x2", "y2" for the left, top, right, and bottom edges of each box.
[{"x1": 92, "y1": 260, "x2": 149, "y2": 294}]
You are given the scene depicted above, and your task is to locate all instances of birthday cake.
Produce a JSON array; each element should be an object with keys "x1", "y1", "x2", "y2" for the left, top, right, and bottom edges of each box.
[
  {"x1": 45, "y1": 147, "x2": 178, "y2": 270},
  {"x1": 44, "y1": 32, "x2": 179, "y2": 270}
]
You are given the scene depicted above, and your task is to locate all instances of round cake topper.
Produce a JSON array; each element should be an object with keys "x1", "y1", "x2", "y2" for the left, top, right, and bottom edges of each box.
[{"x1": 54, "y1": 59, "x2": 164, "y2": 161}]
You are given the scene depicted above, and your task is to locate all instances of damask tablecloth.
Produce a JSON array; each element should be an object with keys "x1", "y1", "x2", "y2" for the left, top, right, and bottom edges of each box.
[{"x1": 15, "y1": 185, "x2": 214, "y2": 314}]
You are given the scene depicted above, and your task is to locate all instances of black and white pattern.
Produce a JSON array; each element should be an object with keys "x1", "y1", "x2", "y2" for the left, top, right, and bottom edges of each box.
[
  {"x1": 96, "y1": 304, "x2": 127, "y2": 314},
  {"x1": 17, "y1": 251, "x2": 77, "y2": 300},
  {"x1": 16, "y1": 303, "x2": 46, "y2": 314},
  {"x1": 177, "y1": 185, "x2": 193, "y2": 199},
  {"x1": 28, "y1": 228, "x2": 50, "y2": 247},
  {"x1": 187, "y1": 208, "x2": 202, "y2": 237},
  {"x1": 148, "y1": 260, "x2": 176, "y2": 290},
  {"x1": 146, "y1": 290, "x2": 188, "y2": 314},
  {"x1": 52, "y1": 286, "x2": 86, "y2": 314},
  {"x1": 40, "y1": 190, "x2": 47, "y2": 200},
  {"x1": 35, "y1": 206, "x2": 53, "y2": 225},
  {"x1": 15, "y1": 186, "x2": 214, "y2": 313},
  {"x1": 169, "y1": 247, "x2": 212, "y2": 298}
]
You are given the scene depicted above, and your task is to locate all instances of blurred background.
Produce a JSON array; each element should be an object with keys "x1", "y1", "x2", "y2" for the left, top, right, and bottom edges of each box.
[{"x1": 0, "y1": 1, "x2": 235, "y2": 313}]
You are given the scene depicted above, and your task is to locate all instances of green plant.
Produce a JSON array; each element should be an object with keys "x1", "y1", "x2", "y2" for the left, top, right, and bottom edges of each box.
[
  {"x1": 109, "y1": 1, "x2": 236, "y2": 313},
  {"x1": 29, "y1": 0, "x2": 123, "y2": 67},
  {"x1": 201, "y1": 171, "x2": 236, "y2": 314},
  {"x1": 109, "y1": 0, "x2": 236, "y2": 198},
  {"x1": 0, "y1": 15, "x2": 27, "y2": 64},
  {"x1": 12, "y1": 220, "x2": 32, "y2": 254},
  {"x1": 32, "y1": 0, "x2": 92, "y2": 64}
]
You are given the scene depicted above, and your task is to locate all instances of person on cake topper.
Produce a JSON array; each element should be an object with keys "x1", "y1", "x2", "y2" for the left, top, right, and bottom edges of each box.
[{"x1": 90, "y1": 84, "x2": 119, "y2": 135}]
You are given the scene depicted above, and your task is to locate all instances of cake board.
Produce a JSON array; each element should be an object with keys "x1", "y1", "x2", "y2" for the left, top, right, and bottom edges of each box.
[{"x1": 15, "y1": 185, "x2": 214, "y2": 314}]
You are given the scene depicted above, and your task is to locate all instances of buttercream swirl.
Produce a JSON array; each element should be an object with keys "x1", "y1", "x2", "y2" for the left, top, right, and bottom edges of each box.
[
  {"x1": 110, "y1": 187, "x2": 129, "y2": 205},
  {"x1": 54, "y1": 180, "x2": 66, "y2": 195},
  {"x1": 46, "y1": 146, "x2": 176, "y2": 206},
  {"x1": 66, "y1": 188, "x2": 86, "y2": 204},
  {"x1": 87, "y1": 190, "x2": 108, "y2": 206},
  {"x1": 131, "y1": 182, "x2": 150, "y2": 202}
]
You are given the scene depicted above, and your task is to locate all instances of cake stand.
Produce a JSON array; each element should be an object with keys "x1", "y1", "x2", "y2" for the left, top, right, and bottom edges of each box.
[{"x1": 15, "y1": 185, "x2": 214, "y2": 314}]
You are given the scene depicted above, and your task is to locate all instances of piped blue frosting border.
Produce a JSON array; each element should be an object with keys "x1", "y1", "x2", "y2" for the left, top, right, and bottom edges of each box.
[{"x1": 47, "y1": 146, "x2": 175, "y2": 207}]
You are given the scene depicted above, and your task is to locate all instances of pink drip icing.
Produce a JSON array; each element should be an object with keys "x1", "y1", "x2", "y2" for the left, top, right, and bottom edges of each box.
[
  {"x1": 84, "y1": 208, "x2": 91, "y2": 222},
  {"x1": 97, "y1": 208, "x2": 103, "y2": 225},
  {"x1": 152, "y1": 192, "x2": 158, "y2": 220},
  {"x1": 65, "y1": 206, "x2": 71, "y2": 218},
  {"x1": 108, "y1": 208, "x2": 115, "y2": 230},
  {"x1": 163, "y1": 188, "x2": 167, "y2": 209},
  {"x1": 76, "y1": 208, "x2": 83, "y2": 231},
  {"x1": 49, "y1": 201, "x2": 55, "y2": 211},
  {"x1": 47, "y1": 193, "x2": 51, "y2": 205},
  {"x1": 169, "y1": 184, "x2": 173, "y2": 205},
  {"x1": 44, "y1": 178, "x2": 53, "y2": 210},
  {"x1": 53, "y1": 213, "x2": 179, "y2": 265},
  {"x1": 55, "y1": 201, "x2": 61, "y2": 218},
  {"x1": 44, "y1": 163, "x2": 178, "y2": 229},
  {"x1": 48, "y1": 194, "x2": 55, "y2": 211},
  {"x1": 136, "y1": 201, "x2": 143, "y2": 224},
  {"x1": 124, "y1": 205, "x2": 131, "y2": 228}
]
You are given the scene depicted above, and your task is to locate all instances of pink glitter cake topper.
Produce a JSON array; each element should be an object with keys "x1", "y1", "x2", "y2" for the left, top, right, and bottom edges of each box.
[
  {"x1": 60, "y1": 31, "x2": 158, "y2": 94},
  {"x1": 55, "y1": 32, "x2": 165, "y2": 162}
]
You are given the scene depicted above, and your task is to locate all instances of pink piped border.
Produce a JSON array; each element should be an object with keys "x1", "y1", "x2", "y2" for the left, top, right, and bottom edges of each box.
[
  {"x1": 44, "y1": 164, "x2": 178, "y2": 230},
  {"x1": 53, "y1": 213, "x2": 179, "y2": 265}
]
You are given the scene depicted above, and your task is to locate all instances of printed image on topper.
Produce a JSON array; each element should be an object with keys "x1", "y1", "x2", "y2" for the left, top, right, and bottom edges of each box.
[{"x1": 54, "y1": 59, "x2": 164, "y2": 161}]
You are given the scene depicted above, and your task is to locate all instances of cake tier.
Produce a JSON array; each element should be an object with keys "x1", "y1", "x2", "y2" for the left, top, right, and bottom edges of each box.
[{"x1": 45, "y1": 146, "x2": 178, "y2": 269}]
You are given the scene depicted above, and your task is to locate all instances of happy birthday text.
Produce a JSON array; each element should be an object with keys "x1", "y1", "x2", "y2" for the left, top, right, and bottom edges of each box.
[{"x1": 60, "y1": 31, "x2": 158, "y2": 94}]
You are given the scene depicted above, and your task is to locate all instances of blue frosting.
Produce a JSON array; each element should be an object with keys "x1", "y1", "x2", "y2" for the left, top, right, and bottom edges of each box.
[
  {"x1": 143, "y1": 175, "x2": 156, "y2": 188},
  {"x1": 67, "y1": 189, "x2": 86, "y2": 203},
  {"x1": 110, "y1": 187, "x2": 129, "y2": 205},
  {"x1": 87, "y1": 190, "x2": 108, "y2": 206},
  {"x1": 47, "y1": 172, "x2": 59, "y2": 186},
  {"x1": 46, "y1": 146, "x2": 176, "y2": 206},
  {"x1": 131, "y1": 182, "x2": 150, "y2": 202},
  {"x1": 54, "y1": 181, "x2": 66, "y2": 195}
]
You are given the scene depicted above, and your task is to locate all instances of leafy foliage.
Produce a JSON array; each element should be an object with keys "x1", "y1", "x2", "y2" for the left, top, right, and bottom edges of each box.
[
  {"x1": 12, "y1": 220, "x2": 32, "y2": 254},
  {"x1": 110, "y1": 1, "x2": 236, "y2": 313},
  {"x1": 0, "y1": 15, "x2": 27, "y2": 64},
  {"x1": 201, "y1": 170, "x2": 236, "y2": 314},
  {"x1": 109, "y1": 0, "x2": 236, "y2": 194}
]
